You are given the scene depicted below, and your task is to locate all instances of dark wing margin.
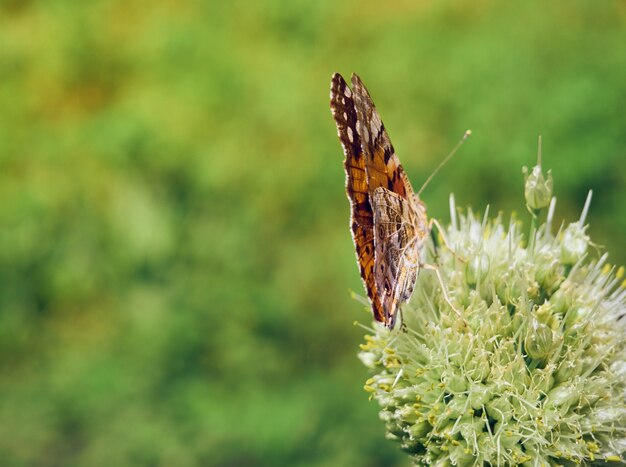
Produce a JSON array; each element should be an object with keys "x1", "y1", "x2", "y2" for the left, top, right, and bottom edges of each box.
[{"x1": 330, "y1": 73, "x2": 386, "y2": 324}]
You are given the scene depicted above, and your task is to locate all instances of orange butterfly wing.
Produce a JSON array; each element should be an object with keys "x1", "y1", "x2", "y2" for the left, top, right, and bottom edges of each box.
[
  {"x1": 330, "y1": 73, "x2": 385, "y2": 323},
  {"x1": 350, "y1": 74, "x2": 415, "y2": 200},
  {"x1": 331, "y1": 73, "x2": 424, "y2": 328},
  {"x1": 350, "y1": 74, "x2": 423, "y2": 328}
]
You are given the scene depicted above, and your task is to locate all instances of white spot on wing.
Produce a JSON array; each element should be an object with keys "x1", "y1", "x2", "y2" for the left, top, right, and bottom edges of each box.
[
  {"x1": 347, "y1": 126, "x2": 354, "y2": 143},
  {"x1": 359, "y1": 121, "x2": 370, "y2": 143},
  {"x1": 370, "y1": 113, "x2": 382, "y2": 137}
]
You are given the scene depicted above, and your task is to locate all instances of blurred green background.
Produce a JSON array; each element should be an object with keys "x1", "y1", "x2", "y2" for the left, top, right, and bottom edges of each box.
[{"x1": 0, "y1": 1, "x2": 624, "y2": 466}]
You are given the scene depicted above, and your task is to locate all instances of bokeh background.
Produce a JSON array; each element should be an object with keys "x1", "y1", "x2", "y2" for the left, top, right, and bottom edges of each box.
[{"x1": 0, "y1": 1, "x2": 624, "y2": 466}]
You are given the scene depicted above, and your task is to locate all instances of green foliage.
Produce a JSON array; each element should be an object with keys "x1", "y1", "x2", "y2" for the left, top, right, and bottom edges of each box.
[{"x1": 0, "y1": 1, "x2": 624, "y2": 465}]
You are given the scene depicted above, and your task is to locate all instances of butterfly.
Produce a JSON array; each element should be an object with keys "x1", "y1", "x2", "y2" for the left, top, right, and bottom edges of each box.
[{"x1": 329, "y1": 73, "x2": 431, "y2": 329}]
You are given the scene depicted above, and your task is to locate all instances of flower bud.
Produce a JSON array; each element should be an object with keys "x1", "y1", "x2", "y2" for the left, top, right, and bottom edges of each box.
[
  {"x1": 545, "y1": 383, "x2": 579, "y2": 414},
  {"x1": 555, "y1": 357, "x2": 583, "y2": 384},
  {"x1": 468, "y1": 383, "x2": 492, "y2": 410},
  {"x1": 534, "y1": 251, "x2": 563, "y2": 291},
  {"x1": 442, "y1": 371, "x2": 467, "y2": 393},
  {"x1": 535, "y1": 302, "x2": 560, "y2": 330},
  {"x1": 560, "y1": 223, "x2": 589, "y2": 265},
  {"x1": 465, "y1": 253, "x2": 490, "y2": 286},
  {"x1": 407, "y1": 420, "x2": 431, "y2": 438},
  {"x1": 549, "y1": 287, "x2": 572, "y2": 314},
  {"x1": 523, "y1": 165, "x2": 553, "y2": 210},
  {"x1": 525, "y1": 317, "x2": 553, "y2": 360},
  {"x1": 485, "y1": 396, "x2": 513, "y2": 423}
]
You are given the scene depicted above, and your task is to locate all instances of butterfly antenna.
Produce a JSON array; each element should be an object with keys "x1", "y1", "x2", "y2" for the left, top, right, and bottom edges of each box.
[{"x1": 417, "y1": 130, "x2": 472, "y2": 197}]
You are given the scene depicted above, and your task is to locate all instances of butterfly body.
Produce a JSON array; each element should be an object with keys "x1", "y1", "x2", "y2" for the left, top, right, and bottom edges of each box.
[{"x1": 330, "y1": 73, "x2": 430, "y2": 328}]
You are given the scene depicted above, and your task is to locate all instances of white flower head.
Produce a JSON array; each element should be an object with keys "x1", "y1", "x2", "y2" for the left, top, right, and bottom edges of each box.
[{"x1": 359, "y1": 187, "x2": 626, "y2": 465}]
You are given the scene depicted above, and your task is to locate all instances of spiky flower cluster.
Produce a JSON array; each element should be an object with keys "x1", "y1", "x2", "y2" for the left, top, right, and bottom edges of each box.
[{"x1": 359, "y1": 164, "x2": 626, "y2": 465}]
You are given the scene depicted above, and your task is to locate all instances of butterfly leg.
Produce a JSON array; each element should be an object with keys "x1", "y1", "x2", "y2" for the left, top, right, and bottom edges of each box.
[
  {"x1": 429, "y1": 218, "x2": 466, "y2": 262},
  {"x1": 420, "y1": 262, "x2": 463, "y2": 319},
  {"x1": 397, "y1": 307, "x2": 408, "y2": 333}
]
